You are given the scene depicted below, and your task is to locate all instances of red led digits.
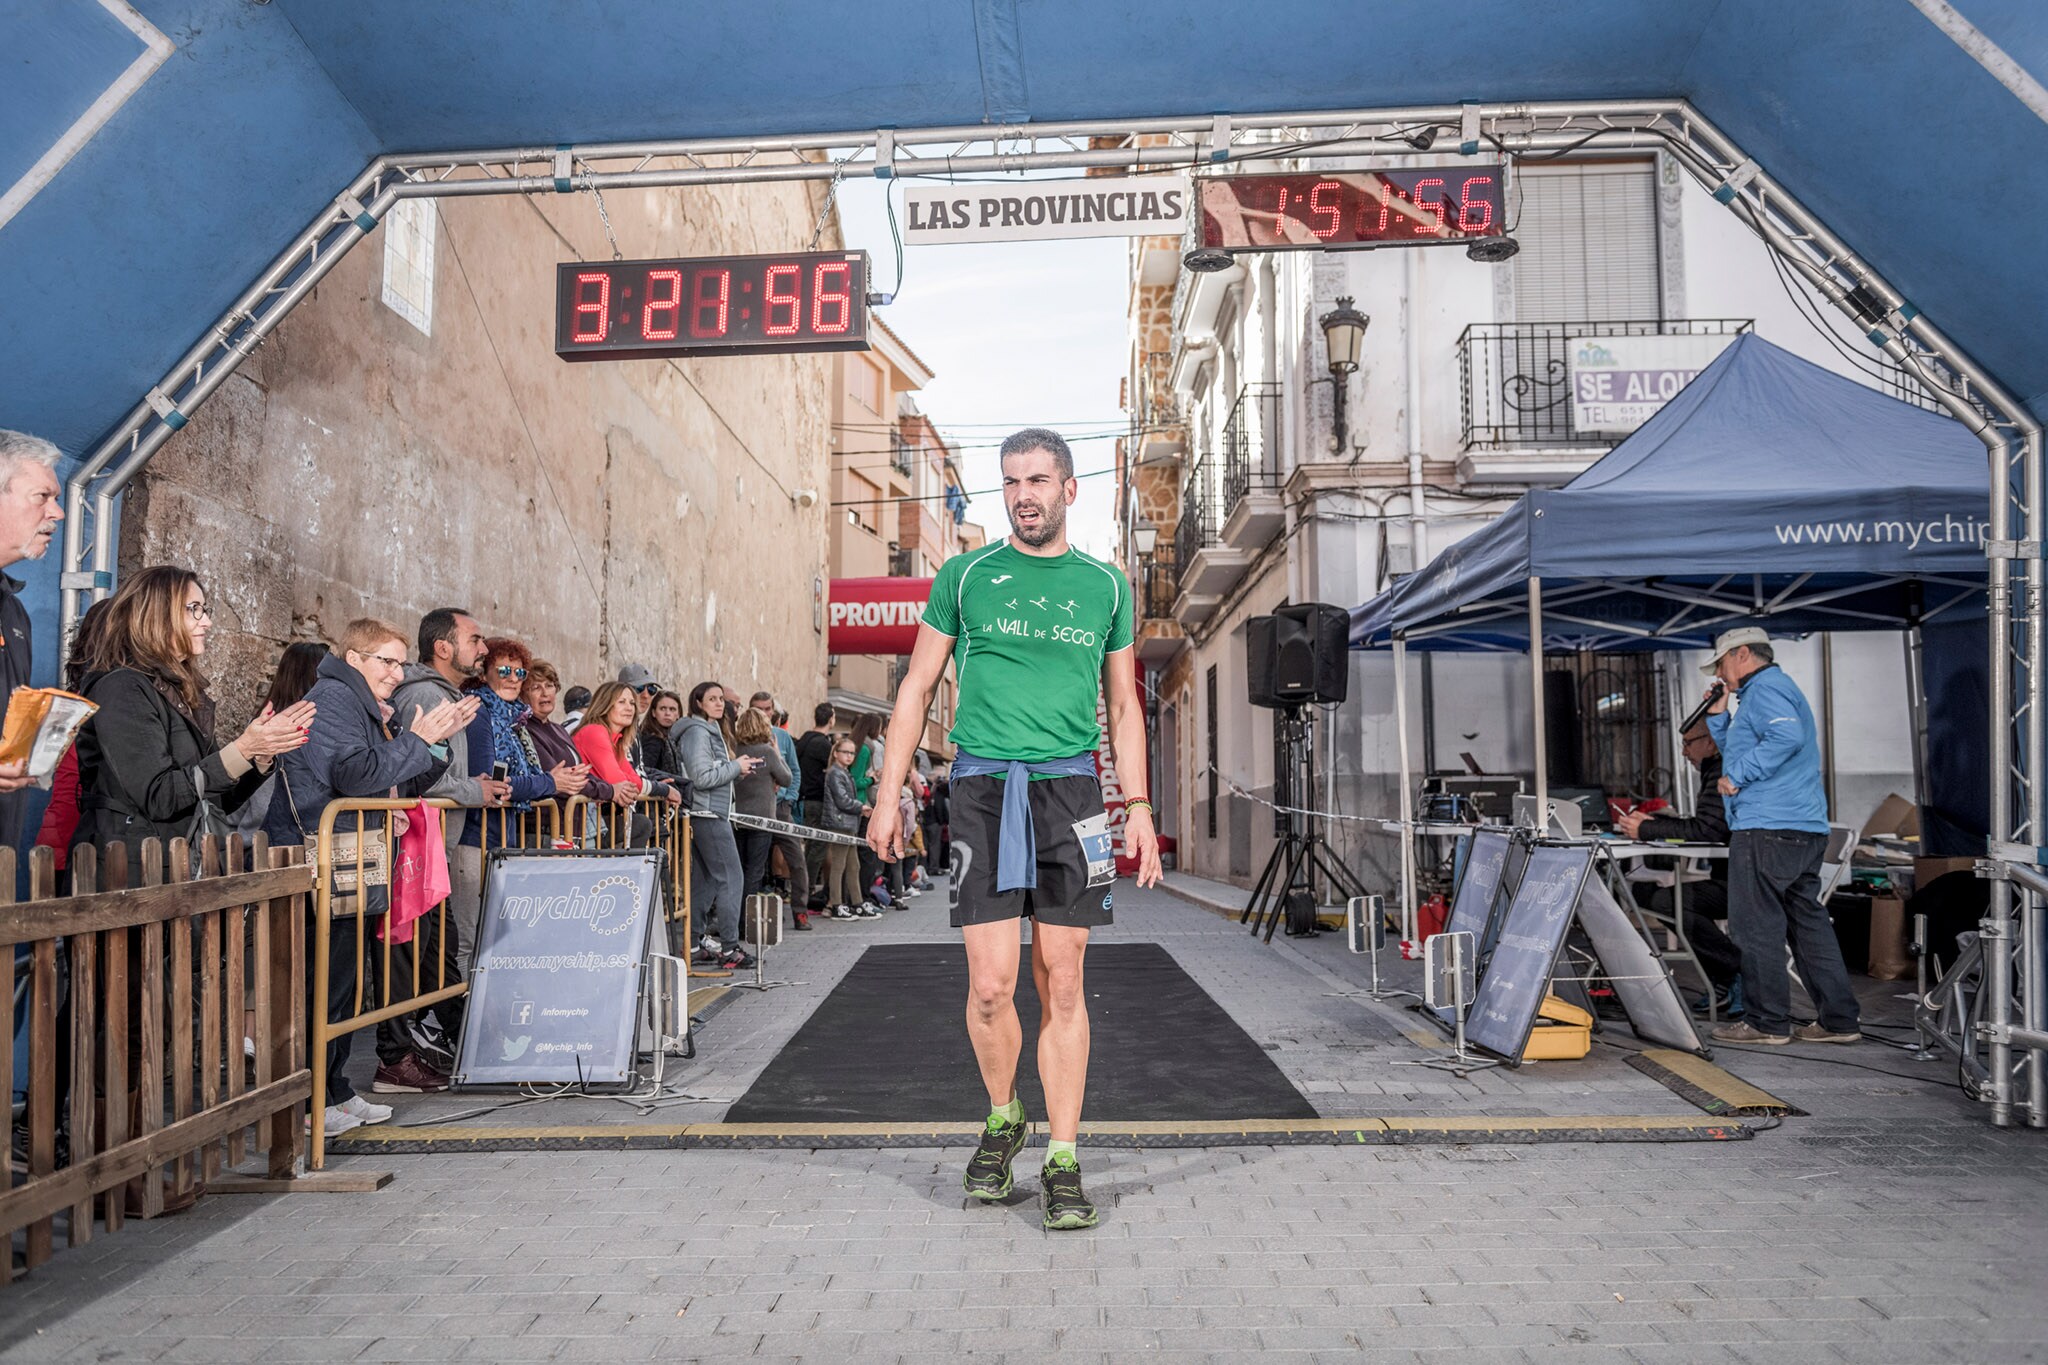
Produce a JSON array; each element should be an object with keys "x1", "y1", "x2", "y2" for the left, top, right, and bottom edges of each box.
[
  {"x1": 570, "y1": 271, "x2": 610, "y2": 343},
  {"x1": 1367, "y1": 177, "x2": 1397, "y2": 237},
  {"x1": 811, "y1": 262, "x2": 852, "y2": 334},
  {"x1": 690, "y1": 268, "x2": 730, "y2": 337},
  {"x1": 1307, "y1": 180, "x2": 1342, "y2": 240},
  {"x1": 641, "y1": 269, "x2": 682, "y2": 342},
  {"x1": 1411, "y1": 178, "x2": 1447, "y2": 236},
  {"x1": 763, "y1": 264, "x2": 802, "y2": 336},
  {"x1": 1457, "y1": 176, "x2": 1496, "y2": 233}
]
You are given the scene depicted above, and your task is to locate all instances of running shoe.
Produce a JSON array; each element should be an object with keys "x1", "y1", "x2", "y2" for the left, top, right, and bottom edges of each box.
[
  {"x1": 338, "y1": 1094, "x2": 393, "y2": 1125},
  {"x1": 792, "y1": 911, "x2": 813, "y2": 930},
  {"x1": 721, "y1": 945, "x2": 755, "y2": 970},
  {"x1": 312, "y1": 1105, "x2": 362, "y2": 1136},
  {"x1": 1040, "y1": 1152, "x2": 1099, "y2": 1231},
  {"x1": 964, "y1": 1110, "x2": 1030, "y2": 1200},
  {"x1": 406, "y1": 1016, "x2": 458, "y2": 1072}
]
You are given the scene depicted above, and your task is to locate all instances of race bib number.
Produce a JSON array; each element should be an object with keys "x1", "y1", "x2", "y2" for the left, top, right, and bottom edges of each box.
[{"x1": 1072, "y1": 811, "x2": 1115, "y2": 888}]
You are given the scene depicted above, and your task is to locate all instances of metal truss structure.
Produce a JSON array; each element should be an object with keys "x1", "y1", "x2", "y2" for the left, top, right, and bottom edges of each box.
[{"x1": 58, "y1": 99, "x2": 2046, "y2": 1127}]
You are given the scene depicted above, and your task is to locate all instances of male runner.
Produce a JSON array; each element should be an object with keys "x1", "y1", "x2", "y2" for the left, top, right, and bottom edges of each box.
[{"x1": 867, "y1": 427, "x2": 1162, "y2": 1231}]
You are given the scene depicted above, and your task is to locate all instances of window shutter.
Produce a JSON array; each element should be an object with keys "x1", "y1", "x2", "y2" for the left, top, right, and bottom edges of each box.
[{"x1": 1512, "y1": 163, "x2": 1660, "y2": 323}]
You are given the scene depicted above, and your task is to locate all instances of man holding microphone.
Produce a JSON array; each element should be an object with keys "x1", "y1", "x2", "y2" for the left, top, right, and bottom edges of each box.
[{"x1": 1700, "y1": 627, "x2": 1860, "y2": 1046}]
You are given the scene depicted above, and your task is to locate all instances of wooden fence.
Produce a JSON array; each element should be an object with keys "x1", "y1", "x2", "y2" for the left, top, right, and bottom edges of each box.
[{"x1": 1, "y1": 836, "x2": 313, "y2": 1280}]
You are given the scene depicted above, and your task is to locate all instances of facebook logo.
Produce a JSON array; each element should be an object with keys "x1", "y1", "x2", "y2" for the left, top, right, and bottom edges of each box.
[{"x1": 511, "y1": 1001, "x2": 534, "y2": 1026}]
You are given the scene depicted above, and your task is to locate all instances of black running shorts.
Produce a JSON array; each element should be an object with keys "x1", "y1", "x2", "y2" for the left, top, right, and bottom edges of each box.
[{"x1": 947, "y1": 772, "x2": 1115, "y2": 929}]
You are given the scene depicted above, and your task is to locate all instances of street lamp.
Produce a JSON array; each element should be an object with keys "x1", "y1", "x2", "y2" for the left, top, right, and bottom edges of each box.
[
  {"x1": 1319, "y1": 296, "x2": 1370, "y2": 453},
  {"x1": 1132, "y1": 524, "x2": 1158, "y2": 556}
]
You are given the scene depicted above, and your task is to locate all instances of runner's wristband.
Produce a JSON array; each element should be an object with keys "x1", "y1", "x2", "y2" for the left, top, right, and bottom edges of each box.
[{"x1": 1125, "y1": 798, "x2": 1154, "y2": 816}]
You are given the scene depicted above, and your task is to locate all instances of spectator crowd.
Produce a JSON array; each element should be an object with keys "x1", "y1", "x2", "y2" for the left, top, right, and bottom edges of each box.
[{"x1": 1, "y1": 424, "x2": 949, "y2": 1142}]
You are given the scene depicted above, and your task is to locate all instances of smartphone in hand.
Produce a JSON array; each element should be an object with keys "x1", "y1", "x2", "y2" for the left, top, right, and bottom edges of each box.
[{"x1": 491, "y1": 761, "x2": 509, "y2": 782}]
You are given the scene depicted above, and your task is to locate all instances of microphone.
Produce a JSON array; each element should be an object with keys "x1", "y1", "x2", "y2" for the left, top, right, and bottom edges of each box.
[{"x1": 1679, "y1": 682, "x2": 1726, "y2": 735}]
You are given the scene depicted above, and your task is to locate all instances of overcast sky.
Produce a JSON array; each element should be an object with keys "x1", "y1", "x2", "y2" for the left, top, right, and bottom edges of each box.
[{"x1": 835, "y1": 178, "x2": 1128, "y2": 559}]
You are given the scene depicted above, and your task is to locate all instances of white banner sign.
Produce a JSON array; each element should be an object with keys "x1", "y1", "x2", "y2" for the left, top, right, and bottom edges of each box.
[
  {"x1": 902, "y1": 177, "x2": 1190, "y2": 245},
  {"x1": 1567, "y1": 333, "x2": 1739, "y2": 434}
]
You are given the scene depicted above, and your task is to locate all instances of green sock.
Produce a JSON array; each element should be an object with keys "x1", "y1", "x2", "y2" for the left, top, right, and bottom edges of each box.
[
  {"x1": 990, "y1": 1097, "x2": 1024, "y2": 1126},
  {"x1": 1046, "y1": 1138, "x2": 1077, "y2": 1166}
]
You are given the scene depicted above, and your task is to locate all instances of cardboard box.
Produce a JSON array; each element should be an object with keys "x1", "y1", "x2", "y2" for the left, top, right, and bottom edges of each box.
[
  {"x1": 1861, "y1": 793, "x2": 1921, "y2": 841},
  {"x1": 1913, "y1": 856, "x2": 1980, "y2": 884}
]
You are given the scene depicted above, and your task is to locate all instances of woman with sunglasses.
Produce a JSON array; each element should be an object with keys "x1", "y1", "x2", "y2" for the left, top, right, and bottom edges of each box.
[
  {"x1": 76, "y1": 565, "x2": 317, "y2": 867},
  {"x1": 458, "y1": 638, "x2": 589, "y2": 850}
]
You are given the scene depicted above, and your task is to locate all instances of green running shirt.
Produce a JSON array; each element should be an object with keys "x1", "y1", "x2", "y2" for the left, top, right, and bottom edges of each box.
[{"x1": 922, "y1": 541, "x2": 1135, "y2": 764}]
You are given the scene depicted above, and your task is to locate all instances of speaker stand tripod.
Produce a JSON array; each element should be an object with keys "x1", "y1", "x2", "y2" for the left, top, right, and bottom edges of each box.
[{"x1": 1242, "y1": 704, "x2": 1371, "y2": 943}]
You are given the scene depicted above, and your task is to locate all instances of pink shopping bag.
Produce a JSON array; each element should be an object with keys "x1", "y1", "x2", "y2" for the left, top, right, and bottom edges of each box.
[{"x1": 384, "y1": 803, "x2": 450, "y2": 944}]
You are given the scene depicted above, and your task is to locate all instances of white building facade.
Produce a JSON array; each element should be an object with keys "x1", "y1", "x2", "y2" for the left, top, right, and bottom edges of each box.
[{"x1": 1125, "y1": 148, "x2": 1925, "y2": 892}]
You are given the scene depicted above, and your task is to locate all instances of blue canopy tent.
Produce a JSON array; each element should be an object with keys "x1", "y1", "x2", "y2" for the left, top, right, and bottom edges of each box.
[{"x1": 1349, "y1": 333, "x2": 1991, "y2": 933}]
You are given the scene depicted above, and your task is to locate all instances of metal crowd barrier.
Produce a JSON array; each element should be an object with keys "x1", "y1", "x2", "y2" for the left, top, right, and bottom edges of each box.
[{"x1": 308, "y1": 792, "x2": 697, "y2": 1167}]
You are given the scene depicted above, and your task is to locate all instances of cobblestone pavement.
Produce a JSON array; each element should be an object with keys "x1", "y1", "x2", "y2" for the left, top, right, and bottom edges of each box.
[{"x1": 2, "y1": 879, "x2": 2045, "y2": 1362}]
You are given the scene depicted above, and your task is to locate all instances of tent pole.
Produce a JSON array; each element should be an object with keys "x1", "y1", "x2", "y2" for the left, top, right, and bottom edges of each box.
[
  {"x1": 1904, "y1": 626, "x2": 1931, "y2": 817},
  {"x1": 1529, "y1": 577, "x2": 1548, "y2": 814},
  {"x1": 1393, "y1": 635, "x2": 1418, "y2": 943}
]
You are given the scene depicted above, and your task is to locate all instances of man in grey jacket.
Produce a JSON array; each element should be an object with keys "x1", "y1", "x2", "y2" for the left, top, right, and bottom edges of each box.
[{"x1": 388, "y1": 608, "x2": 509, "y2": 1052}]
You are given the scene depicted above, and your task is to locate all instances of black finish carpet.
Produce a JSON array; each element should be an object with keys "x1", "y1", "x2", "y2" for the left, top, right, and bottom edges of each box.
[{"x1": 723, "y1": 941, "x2": 1317, "y2": 1123}]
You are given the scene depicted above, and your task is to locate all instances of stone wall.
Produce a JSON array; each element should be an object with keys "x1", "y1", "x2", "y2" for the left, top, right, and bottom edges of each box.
[{"x1": 120, "y1": 178, "x2": 836, "y2": 734}]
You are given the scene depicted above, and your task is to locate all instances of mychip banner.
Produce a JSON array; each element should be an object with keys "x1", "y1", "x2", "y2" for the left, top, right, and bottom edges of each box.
[{"x1": 455, "y1": 851, "x2": 662, "y2": 1086}]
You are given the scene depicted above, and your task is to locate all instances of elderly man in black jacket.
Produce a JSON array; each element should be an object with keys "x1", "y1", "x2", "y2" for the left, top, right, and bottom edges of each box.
[{"x1": 1615, "y1": 724, "x2": 1745, "y2": 1012}]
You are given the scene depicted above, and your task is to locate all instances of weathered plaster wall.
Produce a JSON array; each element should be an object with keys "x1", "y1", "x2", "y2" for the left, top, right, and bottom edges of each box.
[{"x1": 121, "y1": 177, "x2": 835, "y2": 733}]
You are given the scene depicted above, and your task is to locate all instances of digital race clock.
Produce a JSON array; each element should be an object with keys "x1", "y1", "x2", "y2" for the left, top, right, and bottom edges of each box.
[
  {"x1": 554, "y1": 251, "x2": 870, "y2": 361},
  {"x1": 1197, "y1": 168, "x2": 1507, "y2": 252}
]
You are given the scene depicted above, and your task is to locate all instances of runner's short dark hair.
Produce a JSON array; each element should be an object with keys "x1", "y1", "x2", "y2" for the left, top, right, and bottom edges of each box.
[{"x1": 999, "y1": 427, "x2": 1073, "y2": 482}]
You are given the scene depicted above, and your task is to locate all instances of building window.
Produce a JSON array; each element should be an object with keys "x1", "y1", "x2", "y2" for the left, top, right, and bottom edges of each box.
[
  {"x1": 1511, "y1": 162, "x2": 1659, "y2": 322},
  {"x1": 848, "y1": 472, "x2": 881, "y2": 532},
  {"x1": 380, "y1": 199, "x2": 437, "y2": 336},
  {"x1": 848, "y1": 357, "x2": 885, "y2": 414}
]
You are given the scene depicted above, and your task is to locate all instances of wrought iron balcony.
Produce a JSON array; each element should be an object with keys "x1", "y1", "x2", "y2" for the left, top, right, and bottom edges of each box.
[
  {"x1": 1141, "y1": 546, "x2": 1180, "y2": 620},
  {"x1": 890, "y1": 429, "x2": 915, "y2": 477},
  {"x1": 1458, "y1": 319, "x2": 1752, "y2": 451},
  {"x1": 1219, "y1": 382, "x2": 1282, "y2": 522},
  {"x1": 1175, "y1": 461, "x2": 1217, "y2": 582}
]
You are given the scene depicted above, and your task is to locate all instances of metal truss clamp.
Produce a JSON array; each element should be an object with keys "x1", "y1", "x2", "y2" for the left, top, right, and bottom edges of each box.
[
  {"x1": 1987, "y1": 842, "x2": 2048, "y2": 871},
  {"x1": 59, "y1": 571, "x2": 112, "y2": 591},
  {"x1": 1711, "y1": 158, "x2": 1761, "y2": 204},
  {"x1": 334, "y1": 190, "x2": 379, "y2": 232},
  {"x1": 143, "y1": 386, "x2": 187, "y2": 431},
  {"x1": 1985, "y1": 540, "x2": 2043, "y2": 560},
  {"x1": 1208, "y1": 115, "x2": 1232, "y2": 164},
  {"x1": 1459, "y1": 103, "x2": 1481, "y2": 155},
  {"x1": 553, "y1": 147, "x2": 573, "y2": 192},
  {"x1": 874, "y1": 129, "x2": 896, "y2": 179}
]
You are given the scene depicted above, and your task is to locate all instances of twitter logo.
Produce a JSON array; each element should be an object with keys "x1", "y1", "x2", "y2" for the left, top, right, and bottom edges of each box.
[{"x1": 500, "y1": 1035, "x2": 531, "y2": 1062}]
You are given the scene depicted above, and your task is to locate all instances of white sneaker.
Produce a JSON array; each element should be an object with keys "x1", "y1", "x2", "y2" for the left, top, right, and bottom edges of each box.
[
  {"x1": 317, "y1": 1104, "x2": 363, "y2": 1136},
  {"x1": 339, "y1": 1094, "x2": 392, "y2": 1125},
  {"x1": 832, "y1": 906, "x2": 856, "y2": 920},
  {"x1": 857, "y1": 902, "x2": 883, "y2": 919}
]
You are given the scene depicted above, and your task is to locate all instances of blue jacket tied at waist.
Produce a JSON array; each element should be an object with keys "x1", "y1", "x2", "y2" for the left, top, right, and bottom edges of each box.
[{"x1": 952, "y1": 749, "x2": 1097, "y2": 892}]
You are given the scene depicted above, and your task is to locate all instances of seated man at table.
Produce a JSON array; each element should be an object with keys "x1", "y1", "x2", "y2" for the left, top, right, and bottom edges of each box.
[{"x1": 1614, "y1": 723, "x2": 1744, "y2": 1015}]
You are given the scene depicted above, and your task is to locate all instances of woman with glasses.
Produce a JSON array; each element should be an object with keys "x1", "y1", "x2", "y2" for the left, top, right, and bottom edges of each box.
[
  {"x1": 457, "y1": 638, "x2": 589, "y2": 851},
  {"x1": 261, "y1": 617, "x2": 474, "y2": 1136},
  {"x1": 76, "y1": 566, "x2": 317, "y2": 867}
]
